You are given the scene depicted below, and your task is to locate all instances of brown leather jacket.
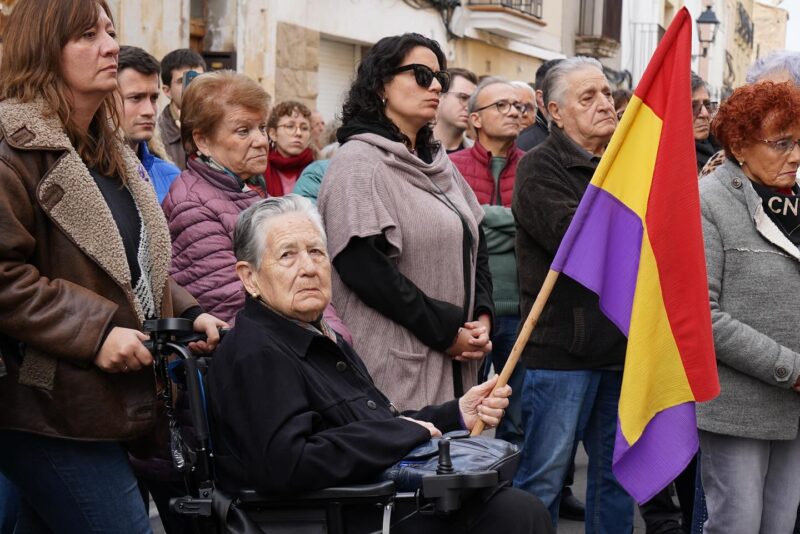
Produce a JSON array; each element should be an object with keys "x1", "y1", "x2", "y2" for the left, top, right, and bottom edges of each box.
[{"x1": 0, "y1": 99, "x2": 197, "y2": 443}]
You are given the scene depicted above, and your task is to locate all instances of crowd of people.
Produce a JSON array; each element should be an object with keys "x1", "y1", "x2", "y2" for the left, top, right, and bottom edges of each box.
[{"x1": 1, "y1": 1, "x2": 800, "y2": 533}]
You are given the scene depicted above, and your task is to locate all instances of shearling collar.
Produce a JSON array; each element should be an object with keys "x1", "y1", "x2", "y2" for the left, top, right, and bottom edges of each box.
[
  {"x1": 715, "y1": 159, "x2": 800, "y2": 261},
  {"x1": 0, "y1": 98, "x2": 171, "y2": 324}
]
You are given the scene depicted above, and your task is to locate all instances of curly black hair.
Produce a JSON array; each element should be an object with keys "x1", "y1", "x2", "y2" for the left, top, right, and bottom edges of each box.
[{"x1": 340, "y1": 33, "x2": 446, "y2": 152}]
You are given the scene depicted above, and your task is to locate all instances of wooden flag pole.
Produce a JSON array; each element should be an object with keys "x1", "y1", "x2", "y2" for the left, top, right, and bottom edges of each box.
[{"x1": 471, "y1": 269, "x2": 561, "y2": 436}]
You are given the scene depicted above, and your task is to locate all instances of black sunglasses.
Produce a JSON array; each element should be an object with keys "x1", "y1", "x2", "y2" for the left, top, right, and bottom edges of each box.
[{"x1": 390, "y1": 64, "x2": 451, "y2": 93}]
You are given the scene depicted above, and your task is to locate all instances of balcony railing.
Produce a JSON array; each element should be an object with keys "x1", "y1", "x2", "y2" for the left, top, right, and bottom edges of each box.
[{"x1": 466, "y1": 0, "x2": 544, "y2": 20}]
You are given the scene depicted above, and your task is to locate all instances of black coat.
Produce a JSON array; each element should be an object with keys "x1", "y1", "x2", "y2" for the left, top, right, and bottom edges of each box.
[
  {"x1": 512, "y1": 126, "x2": 626, "y2": 370},
  {"x1": 208, "y1": 297, "x2": 462, "y2": 494},
  {"x1": 516, "y1": 111, "x2": 550, "y2": 152}
]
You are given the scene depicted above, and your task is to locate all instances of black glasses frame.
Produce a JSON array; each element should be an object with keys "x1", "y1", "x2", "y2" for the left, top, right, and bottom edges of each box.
[
  {"x1": 474, "y1": 99, "x2": 526, "y2": 115},
  {"x1": 390, "y1": 64, "x2": 451, "y2": 93}
]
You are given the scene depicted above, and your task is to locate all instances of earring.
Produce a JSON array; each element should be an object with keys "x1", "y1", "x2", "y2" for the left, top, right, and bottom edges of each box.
[
  {"x1": 381, "y1": 96, "x2": 387, "y2": 105},
  {"x1": 251, "y1": 292, "x2": 259, "y2": 298},
  {"x1": 738, "y1": 160, "x2": 744, "y2": 166}
]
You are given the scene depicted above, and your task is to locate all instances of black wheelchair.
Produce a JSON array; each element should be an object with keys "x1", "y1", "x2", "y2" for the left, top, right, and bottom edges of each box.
[{"x1": 144, "y1": 318, "x2": 508, "y2": 533}]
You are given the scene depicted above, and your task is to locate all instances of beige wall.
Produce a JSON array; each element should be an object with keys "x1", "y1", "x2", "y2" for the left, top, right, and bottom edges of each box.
[
  {"x1": 274, "y1": 22, "x2": 319, "y2": 108},
  {"x1": 453, "y1": 38, "x2": 543, "y2": 82},
  {"x1": 723, "y1": 0, "x2": 755, "y2": 91},
  {"x1": 107, "y1": 0, "x2": 191, "y2": 62},
  {"x1": 752, "y1": 1, "x2": 788, "y2": 60}
]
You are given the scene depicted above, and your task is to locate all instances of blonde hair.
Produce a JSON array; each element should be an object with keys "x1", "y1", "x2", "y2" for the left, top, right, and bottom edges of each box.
[
  {"x1": 180, "y1": 70, "x2": 272, "y2": 154},
  {"x1": 0, "y1": 0, "x2": 126, "y2": 179}
]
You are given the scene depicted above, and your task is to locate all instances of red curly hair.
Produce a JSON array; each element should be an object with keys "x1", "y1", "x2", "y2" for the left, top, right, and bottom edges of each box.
[{"x1": 713, "y1": 82, "x2": 800, "y2": 158}]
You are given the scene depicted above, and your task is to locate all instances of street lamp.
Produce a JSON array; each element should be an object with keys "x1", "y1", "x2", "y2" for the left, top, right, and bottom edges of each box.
[{"x1": 696, "y1": 5, "x2": 720, "y2": 57}]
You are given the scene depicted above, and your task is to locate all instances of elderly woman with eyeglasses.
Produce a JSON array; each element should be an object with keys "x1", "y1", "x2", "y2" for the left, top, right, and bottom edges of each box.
[
  {"x1": 698, "y1": 81, "x2": 800, "y2": 533},
  {"x1": 265, "y1": 100, "x2": 316, "y2": 196},
  {"x1": 691, "y1": 72, "x2": 721, "y2": 175},
  {"x1": 318, "y1": 33, "x2": 495, "y2": 413}
]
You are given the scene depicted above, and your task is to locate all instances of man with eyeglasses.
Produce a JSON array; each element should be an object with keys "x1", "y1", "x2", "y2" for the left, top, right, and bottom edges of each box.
[
  {"x1": 511, "y1": 81, "x2": 537, "y2": 132},
  {"x1": 691, "y1": 72, "x2": 722, "y2": 175},
  {"x1": 433, "y1": 67, "x2": 478, "y2": 153},
  {"x1": 450, "y1": 77, "x2": 526, "y2": 448},
  {"x1": 512, "y1": 57, "x2": 634, "y2": 533}
]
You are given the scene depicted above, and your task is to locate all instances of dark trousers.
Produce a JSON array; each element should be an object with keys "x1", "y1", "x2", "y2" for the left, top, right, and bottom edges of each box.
[
  {"x1": 348, "y1": 486, "x2": 555, "y2": 534},
  {"x1": 640, "y1": 456, "x2": 697, "y2": 533},
  {"x1": 0, "y1": 473, "x2": 18, "y2": 534},
  {"x1": 0, "y1": 430, "x2": 151, "y2": 534}
]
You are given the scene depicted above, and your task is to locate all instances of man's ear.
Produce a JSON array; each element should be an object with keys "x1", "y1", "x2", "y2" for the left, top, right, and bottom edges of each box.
[
  {"x1": 235, "y1": 261, "x2": 259, "y2": 296},
  {"x1": 162, "y1": 84, "x2": 172, "y2": 99},
  {"x1": 469, "y1": 111, "x2": 482, "y2": 131},
  {"x1": 548, "y1": 101, "x2": 563, "y2": 128}
]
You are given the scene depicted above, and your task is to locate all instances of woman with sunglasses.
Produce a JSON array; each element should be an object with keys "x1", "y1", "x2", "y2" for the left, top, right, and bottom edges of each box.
[
  {"x1": 318, "y1": 33, "x2": 494, "y2": 414},
  {"x1": 698, "y1": 81, "x2": 800, "y2": 533}
]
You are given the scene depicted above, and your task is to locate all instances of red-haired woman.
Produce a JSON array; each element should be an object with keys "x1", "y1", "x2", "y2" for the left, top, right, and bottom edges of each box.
[
  {"x1": 698, "y1": 81, "x2": 800, "y2": 532},
  {"x1": 0, "y1": 1, "x2": 224, "y2": 531}
]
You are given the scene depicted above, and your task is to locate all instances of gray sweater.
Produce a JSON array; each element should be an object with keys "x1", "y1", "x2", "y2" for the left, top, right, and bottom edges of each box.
[
  {"x1": 697, "y1": 160, "x2": 800, "y2": 440},
  {"x1": 318, "y1": 133, "x2": 485, "y2": 411}
]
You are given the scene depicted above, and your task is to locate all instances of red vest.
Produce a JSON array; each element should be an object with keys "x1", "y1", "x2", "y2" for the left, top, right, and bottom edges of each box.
[{"x1": 449, "y1": 140, "x2": 523, "y2": 207}]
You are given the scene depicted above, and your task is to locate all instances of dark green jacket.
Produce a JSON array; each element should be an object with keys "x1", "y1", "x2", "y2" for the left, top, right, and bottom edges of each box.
[{"x1": 482, "y1": 205, "x2": 518, "y2": 317}]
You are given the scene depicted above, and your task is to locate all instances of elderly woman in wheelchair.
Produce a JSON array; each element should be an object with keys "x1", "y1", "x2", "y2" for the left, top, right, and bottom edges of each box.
[{"x1": 204, "y1": 195, "x2": 554, "y2": 533}]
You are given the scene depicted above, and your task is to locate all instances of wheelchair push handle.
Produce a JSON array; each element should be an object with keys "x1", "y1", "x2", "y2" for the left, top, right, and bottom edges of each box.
[{"x1": 142, "y1": 318, "x2": 229, "y2": 358}]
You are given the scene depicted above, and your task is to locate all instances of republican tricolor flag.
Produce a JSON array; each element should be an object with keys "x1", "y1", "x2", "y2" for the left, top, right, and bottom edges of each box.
[{"x1": 550, "y1": 7, "x2": 720, "y2": 503}]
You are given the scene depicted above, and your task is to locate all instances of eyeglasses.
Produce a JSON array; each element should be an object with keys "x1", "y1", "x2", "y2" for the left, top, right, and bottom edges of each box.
[
  {"x1": 518, "y1": 103, "x2": 535, "y2": 115},
  {"x1": 447, "y1": 91, "x2": 472, "y2": 104},
  {"x1": 692, "y1": 99, "x2": 718, "y2": 118},
  {"x1": 277, "y1": 122, "x2": 311, "y2": 134},
  {"x1": 390, "y1": 64, "x2": 451, "y2": 93},
  {"x1": 757, "y1": 137, "x2": 800, "y2": 154},
  {"x1": 474, "y1": 100, "x2": 526, "y2": 115}
]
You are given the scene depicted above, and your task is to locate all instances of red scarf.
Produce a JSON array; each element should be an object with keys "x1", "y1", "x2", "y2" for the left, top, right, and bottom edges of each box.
[{"x1": 266, "y1": 147, "x2": 315, "y2": 196}]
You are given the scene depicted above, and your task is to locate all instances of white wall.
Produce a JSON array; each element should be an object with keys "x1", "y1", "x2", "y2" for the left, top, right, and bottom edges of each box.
[{"x1": 273, "y1": 0, "x2": 449, "y2": 49}]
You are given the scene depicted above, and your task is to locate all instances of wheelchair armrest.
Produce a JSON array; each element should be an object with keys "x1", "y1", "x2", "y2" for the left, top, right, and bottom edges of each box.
[{"x1": 237, "y1": 480, "x2": 397, "y2": 504}]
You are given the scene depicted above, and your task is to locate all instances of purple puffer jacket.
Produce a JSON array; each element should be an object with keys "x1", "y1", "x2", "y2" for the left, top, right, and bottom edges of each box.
[
  {"x1": 162, "y1": 158, "x2": 260, "y2": 324},
  {"x1": 162, "y1": 158, "x2": 354, "y2": 342}
]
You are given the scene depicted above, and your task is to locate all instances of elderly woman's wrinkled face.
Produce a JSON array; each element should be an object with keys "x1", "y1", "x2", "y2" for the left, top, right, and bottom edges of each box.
[
  {"x1": 269, "y1": 110, "x2": 312, "y2": 157},
  {"x1": 194, "y1": 105, "x2": 269, "y2": 180},
  {"x1": 692, "y1": 87, "x2": 713, "y2": 141},
  {"x1": 242, "y1": 214, "x2": 332, "y2": 322},
  {"x1": 735, "y1": 113, "x2": 800, "y2": 190}
]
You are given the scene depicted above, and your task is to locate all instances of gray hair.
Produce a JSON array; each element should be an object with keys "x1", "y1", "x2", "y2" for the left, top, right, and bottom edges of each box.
[
  {"x1": 690, "y1": 72, "x2": 709, "y2": 94},
  {"x1": 467, "y1": 76, "x2": 513, "y2": 114},
  {"x1": 746, "y1": 50, "x2": 800, "y2": 84},
  {"x1": 510, "y1": 81, "x2": 535, "y2": 97},
  {"x1": 541, "y1": 56, "x2": 604, "y2": 109},
  {"x1": 234, "y1": 194, "x2": 326, "y2": 269}
]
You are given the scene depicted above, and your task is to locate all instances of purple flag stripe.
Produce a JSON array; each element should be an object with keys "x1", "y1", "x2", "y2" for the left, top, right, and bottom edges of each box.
[
  {"x1": 552, "y1": 185, "x2": 643, "y2": 336},
  {"x1": 612, "y1": 402, "x2": 699, "y2": 503}
]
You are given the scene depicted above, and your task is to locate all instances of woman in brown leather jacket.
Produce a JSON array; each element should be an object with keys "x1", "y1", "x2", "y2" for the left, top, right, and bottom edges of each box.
[{"x1": 0, "y1": 1, "x2": 224, "y2": 532}]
